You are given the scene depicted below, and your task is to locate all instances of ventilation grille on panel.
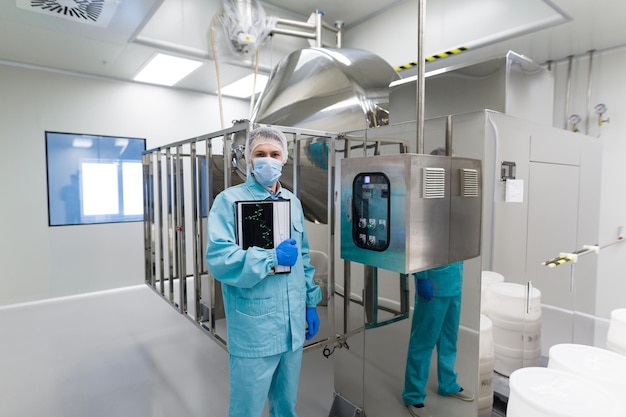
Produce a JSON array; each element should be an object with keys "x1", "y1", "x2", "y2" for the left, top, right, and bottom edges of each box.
[
  {"x1": 16, "y1": 0, "x2": 119, "y2": 27},
  {"x1": 422, "y1": 167, "x2": 446, "y2": 199},
  {"x1": 461, "y1": 168, "x2": 479, "y2": 197}
]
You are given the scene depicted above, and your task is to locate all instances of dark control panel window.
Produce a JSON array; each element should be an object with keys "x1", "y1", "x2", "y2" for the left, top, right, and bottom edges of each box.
[{"x1": 352, "y1": 173, "x2": 390, "y2": 251}]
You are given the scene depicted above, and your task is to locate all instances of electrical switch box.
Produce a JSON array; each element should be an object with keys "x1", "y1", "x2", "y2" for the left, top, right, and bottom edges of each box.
[{"x1": 340, "y1": 153, "x2": 482, "y2": 274}]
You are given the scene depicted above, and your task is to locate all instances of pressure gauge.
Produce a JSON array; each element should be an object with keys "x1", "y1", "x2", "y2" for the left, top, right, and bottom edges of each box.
[
  {"x1": 594, "y1": 103, "x2": 607, "y2": 115},
  {"x1": 568, "y1": 114, "x2": 581, "y2": 125}
]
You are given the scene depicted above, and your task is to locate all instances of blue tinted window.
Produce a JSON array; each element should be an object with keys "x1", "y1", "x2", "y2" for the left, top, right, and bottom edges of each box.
[{"x1": 46, "y1": 132, "x2": 146, "y2": 226}]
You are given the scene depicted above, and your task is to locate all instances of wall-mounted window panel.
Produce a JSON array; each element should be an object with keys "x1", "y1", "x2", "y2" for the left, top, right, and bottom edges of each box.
[{"x1": 46, "y1": 132, "x2": 146, "y2": 226}]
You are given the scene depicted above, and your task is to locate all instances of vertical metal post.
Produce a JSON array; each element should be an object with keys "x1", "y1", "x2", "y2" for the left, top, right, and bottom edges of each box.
[
  {"x1": 166, "y1": 148, "x2": 175, "y2": 302},
  {"x1": 585, "y1": 50, "x2": 595, "y2": 135},
  {"x1": 315, "y1": 10, "x2": 323, "y2": 47},
  {"x1": 293, "y1": 132, "x2": 301, "y2": 197},
  {"x1": 400, "y1": 273, "x2": 409, "y2": 316},
  {"x1": 343, "y1": 260, "x2": 351, "y2": 334},
  {"x1": 175, "y1": 144, "x2": 187, "y2": 314},
  {"x1": 445, "y1": 115, "x2": 453, "y2": 156},
  {"x1": 327, "y1": 135, "x2": 336, "y2": 342},
  {"x1": 157, "y1": 151, "x2": 165, "y2": 296},
  {"x1": 564, "y1": 55, "x2": 574, "y2": 130},
  {"x1": 206, "y1": 138, "x2": 216, "y2": 332},
  {"x1": 143, "y1": 153, "x2": 154, "y2": 287},
  {"x1": 190, "y1": 141, "x2": 202, "y2": 322},
  {"x1": 416, "y1": 0, "x2": 426, "y2": 154},
  {"x1": 364, "y1": 266, "x2": 378, "y2": 325},
  {"x1": 343, "y1": 136, "x2": 352, "y2": 334},
  {"x1": 334, "y1": 21, "x2": 344, "y2": 48}
]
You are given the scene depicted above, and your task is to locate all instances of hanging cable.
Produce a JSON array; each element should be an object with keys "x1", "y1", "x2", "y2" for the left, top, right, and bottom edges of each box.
[
  {"x1": 209, "y1": 12, "x2": 225, "y2": 129},
  {"x1": 249, "y1": 47, "x2": 261, "y2": 119}
]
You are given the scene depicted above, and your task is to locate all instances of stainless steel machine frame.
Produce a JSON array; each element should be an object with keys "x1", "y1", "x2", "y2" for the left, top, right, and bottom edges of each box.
[
  {"x1": 142, "y1": 122, "x2": 414, "y2": 354},
  {"x1": 143, "y1": 122, "x2": 341, "y2": 350}
]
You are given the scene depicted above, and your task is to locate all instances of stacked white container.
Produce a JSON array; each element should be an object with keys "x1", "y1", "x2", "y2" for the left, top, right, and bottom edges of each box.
[
  {"x1": 548, "y1": 343, "x2": 626, "y2": 415},
  {"x1": 480, "y1": 271, "x2": 504, "y2": 314},
  {"x1": 485, "y1": 282, "x2": 542, "y2": 376},
  {"x1": 607, "y1": 308, "x2": 626, "y2": 356},
  {"x1": 507, "y1": 367, "x2": 620, "y2": 417},
  {"x1": 478, "y1": 314, "x2": 495, "y2": 417}
]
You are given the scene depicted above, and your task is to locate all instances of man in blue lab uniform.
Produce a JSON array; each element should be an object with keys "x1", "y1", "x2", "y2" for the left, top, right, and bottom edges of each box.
[
  {"x1": 403, "y1": 262, "x2": 474, "y2": 417},
  {"x1": 206, "y1": 125, "x2": 322, "y2": 417}
]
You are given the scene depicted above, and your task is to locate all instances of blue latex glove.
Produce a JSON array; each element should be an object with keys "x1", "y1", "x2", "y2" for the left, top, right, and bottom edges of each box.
[
  {"x1": 417, "y1": 279, "x2": 434, "y2": 301},
  {"x1": 305, "y1": 307, "x2": 320, "y2": 340},
  {"x1": 276, "y1": 238, "x2": 298, "y2": 266}
]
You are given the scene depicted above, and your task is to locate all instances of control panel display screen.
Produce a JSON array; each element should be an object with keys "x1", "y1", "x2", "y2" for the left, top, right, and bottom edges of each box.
[{"x1": 352, "y1": 173, "x2": 390, "y2": 251}]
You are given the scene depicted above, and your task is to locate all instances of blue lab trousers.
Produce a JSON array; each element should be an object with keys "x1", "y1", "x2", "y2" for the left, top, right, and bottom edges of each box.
[
  {"x1": 402, "y1": 295, "x2": 462, "y2": 405},
  {"x1": 228, "y1": 348, "x2": 303, "y2": 417}
]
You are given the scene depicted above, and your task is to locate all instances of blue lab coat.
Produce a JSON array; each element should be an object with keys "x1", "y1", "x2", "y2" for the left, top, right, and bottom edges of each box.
[{"x1": 206, "y1": 174, "x2": 321, "y2": 417}]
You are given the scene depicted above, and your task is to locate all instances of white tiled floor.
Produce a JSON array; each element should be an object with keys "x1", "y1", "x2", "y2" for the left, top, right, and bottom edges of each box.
[
  {"x1": 0, "y1": 285, "x2": 505, "y2": 417},
  {"x1": 0, "y1": 285, "x2": 333, "y2": 417}
]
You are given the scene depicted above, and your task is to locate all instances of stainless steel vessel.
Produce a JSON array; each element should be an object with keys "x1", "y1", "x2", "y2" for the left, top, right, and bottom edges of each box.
[{"x1": 229, "y1": 47, "x2": 401, "y2": 223}]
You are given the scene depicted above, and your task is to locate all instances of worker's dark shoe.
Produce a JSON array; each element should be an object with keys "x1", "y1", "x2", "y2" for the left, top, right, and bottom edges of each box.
[
  {"x1": 449, "y1": 388, "x2": 474, "y2": 402},
  {"x1": 407, "y1": 403, "x2": 432, "y2": 417}
]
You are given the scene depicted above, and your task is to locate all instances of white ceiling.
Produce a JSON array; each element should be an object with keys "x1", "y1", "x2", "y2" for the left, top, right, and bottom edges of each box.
[{"x1": 1, "y1": 0, "x2": 625, "y2": 96}]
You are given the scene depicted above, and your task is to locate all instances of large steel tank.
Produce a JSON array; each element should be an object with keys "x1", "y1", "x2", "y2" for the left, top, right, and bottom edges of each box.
[{"x1": 230, "y1": 47, "x2": 400, "y2": 223}]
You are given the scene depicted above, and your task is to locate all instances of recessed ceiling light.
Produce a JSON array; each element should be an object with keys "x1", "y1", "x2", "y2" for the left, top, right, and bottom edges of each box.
[
  {"x1": 134, "y1": 53, "x2": 203, "y2": 87},
  {"x1": 220, "y1": 73, "x2": 269, "y2": 98}
]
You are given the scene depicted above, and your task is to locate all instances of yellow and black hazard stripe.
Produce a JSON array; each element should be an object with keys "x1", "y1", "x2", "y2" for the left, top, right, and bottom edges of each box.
[
  {"x1": 542, "y1": 254, "x2": 575, "y2": 268},
  {"x1": 394, "y1": 46, "x2": 469, "y2": 72}
]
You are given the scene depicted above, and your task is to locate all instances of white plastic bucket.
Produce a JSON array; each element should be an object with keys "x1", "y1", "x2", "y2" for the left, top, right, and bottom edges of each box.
[
  {"x1": 486, "y1": 282, "x2": 541, "y2": 322},
  {"x1": 508, "y1": 367, "x2": 620, "y2": 417},
  {"x1": 493, "y1": 343, "x2": 541, "y2": 377},
  {"x1": 486, "y1": 283, "x2": 542, "y2": 376},
  {"x1": 607, "y1": 308, "x2": 626, "y2": 356},
  {"x1": 489, "y1": 314, "x2": 541, "y2": 351},
  {"x1": 478, "y1": 315, "x2": 494, "y2": 417},
  {"x1": 481, "y1": 271, "x2": 505, "y2": 313},
  {"x1": 548, "y1": 343, "x2": 626, "y2": 414}
]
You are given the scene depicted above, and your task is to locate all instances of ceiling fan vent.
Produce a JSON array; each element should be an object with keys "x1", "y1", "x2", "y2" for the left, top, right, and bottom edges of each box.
[{"x1": 16, "y1": 0, "x2": 119, "y2": 27}]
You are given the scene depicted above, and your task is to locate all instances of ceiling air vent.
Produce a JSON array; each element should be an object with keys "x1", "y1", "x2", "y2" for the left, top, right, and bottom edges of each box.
[{"x1": 16, "y1": 0, "x2": 119, "y2": 27}]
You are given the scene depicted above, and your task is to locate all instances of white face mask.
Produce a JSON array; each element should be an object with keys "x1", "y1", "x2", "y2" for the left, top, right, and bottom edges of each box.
[{"x1": 252, "y1": 157, "x2": 283, "y2": 186}]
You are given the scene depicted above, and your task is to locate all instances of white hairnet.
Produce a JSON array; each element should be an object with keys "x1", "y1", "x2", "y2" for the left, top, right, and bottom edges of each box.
[{"x1": 245, "y1": 126, "x2": 288, "y2": 166}]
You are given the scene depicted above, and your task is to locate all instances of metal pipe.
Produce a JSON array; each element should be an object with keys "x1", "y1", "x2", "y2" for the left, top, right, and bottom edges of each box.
[
  {"x1": 416, "y1": 0, "x2": 425, "y2": 154},
  {"x1": 157, "y1": 152, "x2": 164, "y2": 295},
  {"x1": 190, "y1": 142, "x2": 202, "y2": 322},
  {"x1": 585, "y1": 50, "x2": 595, "y2": 135},
  {"x1": 271, "y1": 27, "x2": 316, "y2": 40},
  {"x1": 327, "y1": 136, "x2": 337, "y2": 345},
  {"x1": 364, "y1": 266, "x2": 378, "y2": 325},
  {"x1": 564, "y1": 55, "x2": 574, "y2": 129},
  {"x1": 445, "y1": 115, "x2": 453, "y2": 156},
  {"x1": 334, "y1": 21, "x2": 344, "y2": 48},
  {"x1": 175, "y1": 145, "x2": 188, "y2": 314},
  {"x1": 275, "y1": 17, "x2": 316, "y2": 30},
  {"x1": 293, "y1": 133, "x2": 301, "y2": 196},
  {"x1": 315, "y1": 10, "x2": 323, "y2": 48},
  {"x1": 166, "y1": 148, "x2": 175, "y2": 302}
]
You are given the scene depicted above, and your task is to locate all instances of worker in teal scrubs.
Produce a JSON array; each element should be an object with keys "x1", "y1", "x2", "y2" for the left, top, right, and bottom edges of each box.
[
  {"x1": 403, "y1": 262, "x2": 474, "y2": 417},
  {"x1": 206, "y1": 126, "x2": 322, "y2": 417}
]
